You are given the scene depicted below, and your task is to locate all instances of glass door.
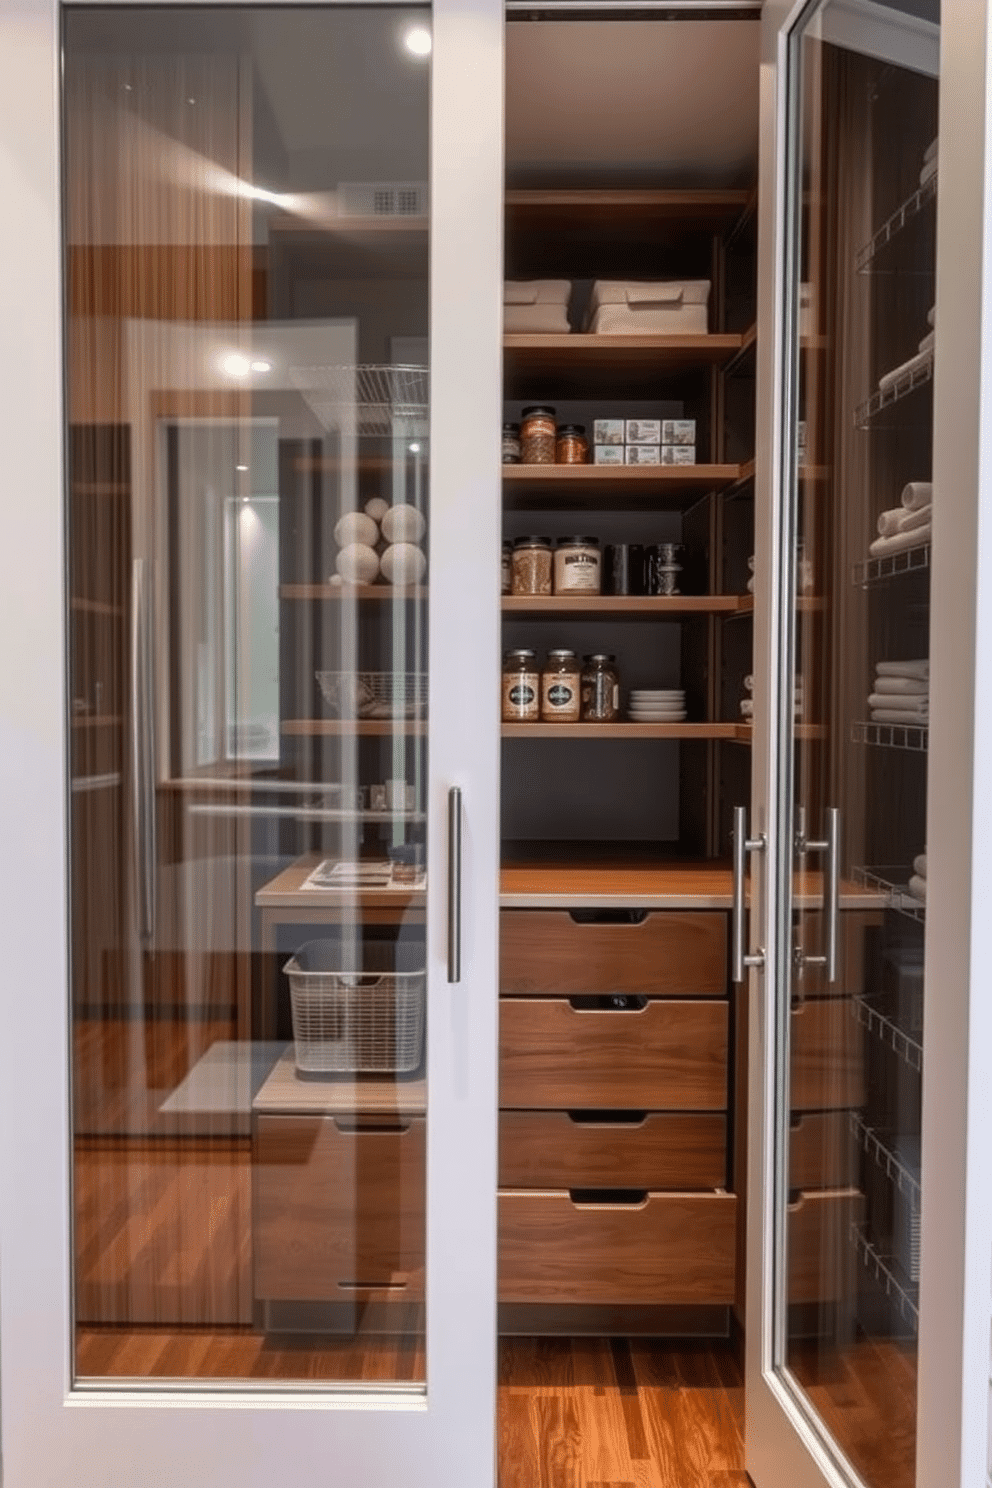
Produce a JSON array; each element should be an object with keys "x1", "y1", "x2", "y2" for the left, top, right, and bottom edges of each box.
[{"x1": 0, "y1": 0, "x2": 502, "y2": 1482}]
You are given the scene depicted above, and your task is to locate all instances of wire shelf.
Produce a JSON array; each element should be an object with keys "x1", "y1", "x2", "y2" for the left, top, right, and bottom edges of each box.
[
  {"x1": 851, "y1": 866, "x2": 926, "y2": 923},
  {"x1": 855, "y1": 354, "x2": 933, "y2": 429},
  {"x1": 853, "y1": 541, "x2": 930, "y2": 587},
  {"x1": 851, "y1": 1223, "x2": 919, "y2": 1331},
  {"x1": 851, "y1": 720, "x2": 928, "y2": 751},
  {"x1": 849, "y1": 1114, "x2": 921, "y2": 1205},
  {"x1": 287, "y1": 363, "x2": 429, "y2": 437},
  {"x1": 855, "y1": 174, "x2": 938, "y2": 273},
  {"x1": 853, "y1": 994, "x2": 923, "y2": 1073}
]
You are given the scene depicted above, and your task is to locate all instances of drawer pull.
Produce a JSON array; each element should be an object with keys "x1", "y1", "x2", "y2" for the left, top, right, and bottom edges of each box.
[
  {"x1": 568, "y1": 994, "x2": 647, "y2": 1013},
  {"x1": 332, "y1": 1119, "x2": 411, "y2": 1136},
  {"x1": 568, "y1": 909, "x2": 648, "y2": 926},
  {"x1": 566, "y1": 1110, "x2": 647, "y2": 1126},
  {"x1": 569, "y1": 1188, "x2": 649, "y2": 1209},
  {"x1": 337, "y1": 1279, "x2": 409, "y2": 1292}
]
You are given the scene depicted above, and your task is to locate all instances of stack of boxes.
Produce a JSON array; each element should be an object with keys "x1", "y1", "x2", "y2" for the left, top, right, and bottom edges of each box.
[{"x1": 594, "y1": 418, "x2": 697, "y2": 465}]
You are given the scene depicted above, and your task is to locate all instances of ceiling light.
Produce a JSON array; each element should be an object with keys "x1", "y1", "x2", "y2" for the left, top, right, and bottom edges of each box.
[
  {"x1": 221, "y1": 353, "x2": 251, "y2": 378},
  {"x1": 250, "y1": 359, "x2": 272, "y2": 373},
  {"x1": 409, "y1": 442, "x2": 421, "y2": 453},
  {"x1": 236, "y1": 464, "x2": 249, "y2": 472},
  {"x1": 186, "y1": 96, "x2": 196, "y2": 105},
  {"x1": 404, "y1": 26, "x2": 432, "y2": 56}
]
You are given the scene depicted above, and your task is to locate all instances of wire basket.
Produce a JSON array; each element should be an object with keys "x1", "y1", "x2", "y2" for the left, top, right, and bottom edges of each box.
[
  {"x1": 284, "y1": 939, "x2": 425, "y2": 1075},
  {"x1": 315, "y1": 670, "x2": 428, "y2": 719}
]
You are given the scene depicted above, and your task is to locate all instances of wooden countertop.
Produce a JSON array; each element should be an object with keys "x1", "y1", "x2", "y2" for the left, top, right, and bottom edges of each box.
[
  {"x1": 256, "y1": 852, "x2": 425, "y2": 911},
  {"x1": 254, "y1": 1047, "x2": 426, "y2": 1116}
]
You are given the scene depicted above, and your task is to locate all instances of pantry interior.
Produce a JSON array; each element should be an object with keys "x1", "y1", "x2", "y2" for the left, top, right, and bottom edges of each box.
[{"x1": 61, "y1": 5, "x2": 937, "y2": 1488}]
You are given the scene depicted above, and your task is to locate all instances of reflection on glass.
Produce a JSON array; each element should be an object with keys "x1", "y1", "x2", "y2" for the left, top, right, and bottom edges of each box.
[
  {"x1": 778, "y1": 7, "x2": 936, "y2": 1487},
  {"x1": 65, "y1": 6, "x2": 430, "y2": 1387}
]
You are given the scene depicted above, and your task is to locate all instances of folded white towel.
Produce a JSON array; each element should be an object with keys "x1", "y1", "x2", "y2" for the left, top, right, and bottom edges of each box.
[
  {"x1": 902, "y1": 481, "x2": 933, "y2": 511},
  {"x1": 747, "y1": 555, "x2": 755, "y2": 572},
  {"x1": 901, "y1": 503, "x2": 932, "y2": 532},
  {"x1": 877, "y1": 507, "x2": 905, "y2": 537},
  {"x1": 868, "y1": 524, "x2": 931, "y2": 558},
  {"x1": 920, "y1": 156, "x2": 939, "y2": 188},
  {"x1": 924, "y1": 139, "x2": 938, "y2": 165},
  {"x1": 877, "y1": 659, "x2": 929, "y2": 680},
  {"x1": 927, "y1": 305, "x2": 936, "y2": 329},
  {"x1": 744, "y1": 675, "x2": 754, "y2": 693},
  {"x1": 913, "y1": 853, "x2": 928, "y2": 879},
  {"x1": 908, "y1": 875, "x2": 927, "y2": 903},
  {"x1": 919, "y1": 329, "x2": 935, "y2": 356},
  {"x1": 870, "y1": 708, "x2": 930, "y2": 727},
  {"x1": 880, "y1": 346, "x2": 932, "y2": 393},
  {"x1": 740, "y1": 699, "x2": 753, "y2": 717},
  {"x1": 746, "y1": 575, "x2": 754, "y2": 593},
  {"x1": 868, "y1": 693, "x2": 928, "y2": 714},
  {"x1": 873, "y1": 676, "x2": 929, "y2": 697}
]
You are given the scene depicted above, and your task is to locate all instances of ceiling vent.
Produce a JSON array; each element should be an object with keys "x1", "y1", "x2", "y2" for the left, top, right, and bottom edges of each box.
[{"x1": 338, "y1": 181, "x2": 428, "y2": 218}]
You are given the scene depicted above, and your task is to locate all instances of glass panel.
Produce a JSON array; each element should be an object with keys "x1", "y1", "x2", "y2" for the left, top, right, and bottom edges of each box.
[
  {"x1": 775, "y1": 5, "x2": 936, "y2": 1486},
  {"x1": 65, "y1": 5, "x2": 431, "y2": 1386}
]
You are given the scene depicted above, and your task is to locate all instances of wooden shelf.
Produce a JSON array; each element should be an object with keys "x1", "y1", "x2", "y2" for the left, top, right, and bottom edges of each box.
[
  {"x1": 504, "y1": 188, "x2": 751, "y2": 228},
  {"x1": 71, "y1": 597, "x2": 123, "y2": 618},
  {"x1": 502, "y1": 594, "x2": 751, "y2": 617},
  {"x1": 282, "y1": 719, "x2": 427, "y2": 737},
  {"x1": 502, "y1": 463, "x2": 742, "y2": 509},
  {"x1": 502, "y1": 722, "x2": 739, "y2": 741},
  {"x1": 732, "y1": 723, "x2": 828, "y2": 744},
  {"x1": 504, "y1": 332, "x2": 745, "y2": 381},
  {"x1": 280, "y1": 583, "x2": 427, "y2": 602}
]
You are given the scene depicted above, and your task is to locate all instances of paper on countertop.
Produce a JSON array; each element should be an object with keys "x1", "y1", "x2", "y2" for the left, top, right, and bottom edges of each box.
[{"x1": 301, "y1": 859, "x2": 425, "y2": 891}]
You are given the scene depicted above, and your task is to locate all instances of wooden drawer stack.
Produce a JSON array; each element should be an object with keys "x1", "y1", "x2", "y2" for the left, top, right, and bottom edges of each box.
[{"x1": 498, "y1": 908, "x2": 737, "y2": 1307}]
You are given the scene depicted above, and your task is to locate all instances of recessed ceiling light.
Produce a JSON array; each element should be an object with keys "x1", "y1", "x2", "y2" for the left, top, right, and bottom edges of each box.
[
  {"x1": 236, "y1": 464, "x2": 249, "y2": 472},
  {"x1": 186, "y1": 96, "x2": 196, "y2": 105},
  {"x1": 404, "y1": 26, "x2": 432, "y2": 56},
  {"x1": 221, "y1": 353, "x2": 251, "y2": 378},
  {"x1": 409, "y1": 442, "x2": 421, "y2": 453},
  {"x1": 250, "y1": 359, "x2": 272, "y2": 373}
]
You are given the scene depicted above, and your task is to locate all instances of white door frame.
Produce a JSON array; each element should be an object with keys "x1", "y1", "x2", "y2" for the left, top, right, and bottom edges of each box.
[
  {"x1": 0, "y1": 0, "x2": 505, "y2": 1482},
  {"x1": 746, "y1": 4, "x2": 992, "y2": 1488}
]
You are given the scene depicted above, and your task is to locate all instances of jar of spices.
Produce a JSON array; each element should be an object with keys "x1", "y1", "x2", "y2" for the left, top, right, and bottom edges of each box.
[
  {"x1": 501, "y1": 541, "x2": 513, "y2": 594},
  {"x1": 502, "y1": 649, "x2": 540, "y2": 722},
  {"x1": 581, "y1": 654, "x2": 620, "y2": 722},
  {"x1": 502, "y1": 422, "x2": 522, "y2": 464},
  {"x1": 554, "y1": 536, "x2": 601, "y2": 594},
  {"x1": 541, "y1": 649, "x2": 582, "y2": 723},
  {"x1": 511, "y1": 535, "x2": 553, "y2": 595},
  {"x1": 520, "y1": 406, "x2": 557, "y2": 465},
  {"x1": 555, "y1": 424, "x2": 588, "y2": 465}
]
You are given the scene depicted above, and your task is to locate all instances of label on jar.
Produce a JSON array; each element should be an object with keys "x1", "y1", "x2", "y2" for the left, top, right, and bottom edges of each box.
[
  {"x1": 502, "y1": 672, "x2": 539, "y2": 721},
  {"x1": 542, "y1": 675, "x2": 580, "y2": 720},
  {"x1": 555, "y1": 550, "x2": 601, "y2": 592}
]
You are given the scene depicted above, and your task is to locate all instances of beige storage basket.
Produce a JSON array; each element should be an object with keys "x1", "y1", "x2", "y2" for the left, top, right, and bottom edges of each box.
[
  {"x1": 284, "y1": 939, "x2": 425, "y2": 1075},
  {"x1": 586, "y1": 279, "x2": 710, "y2": 335},
  {"x1": 504, "y1": 280, "x2": 571, "y2": 334}
]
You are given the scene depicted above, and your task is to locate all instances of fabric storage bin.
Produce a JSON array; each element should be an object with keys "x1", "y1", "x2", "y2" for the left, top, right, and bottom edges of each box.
[
  {"x1": 283, "y1": 938, "x2": 425, "y2": 1075},
  {"x1": 586, "y1": 279, "x2": 710, "y2": 335},
  {"x1": 504, "y1": 279, "x2": 571, "y2": 333}
]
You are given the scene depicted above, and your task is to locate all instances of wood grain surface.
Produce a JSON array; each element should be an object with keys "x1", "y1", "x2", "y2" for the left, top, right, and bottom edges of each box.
[
  {"x1": 500, "y1": 999, "x2": 728, "y2": 1111},
  {"x1": 787, "y1": 1189, "x2": 866, "y2": 1305},
  {"x1": 790, "y1": 998, "x2": 866, "y2": 1111},
  {"x1": 499, "y1": 1112, "x2": 727, "y2": 1191},
  {"x1": 500, "y1": 911, "x2": 727, "y2": 997},
  {"x1": 789, "y1": 1112, "x2": 859, "y2": 1191}
]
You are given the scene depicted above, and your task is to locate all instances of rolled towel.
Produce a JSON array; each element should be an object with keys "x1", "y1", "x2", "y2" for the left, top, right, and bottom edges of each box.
[
  {"x1": 740, "y1": 699, "x2": 753, "y2": 718},
  {"x1": 877, "y1": 659, "x2": 929, "y2": 680},
  {"x1": 877, "y1": 507, "x2": 905, "y2": 537},
  {"x1": 746, "y1": 575, "x2": 754, "y2": 594},
  {"x1": 870, "y1": 708, "x2": 930, "y2": 726},
  {"x1": 900, "y1": 503, "x2": 932, "y2": 532},
  {"x1": 913, "y1": 853, "x2": 928, "y2": 879},
  {"x1": 744, "y1": 675, "x2": 754, "y2": 693},
  {"x1": 927, "y1": 305, "x2": 936, "y2": 328},
  {"x1": 920, "y1": 156, "x2": 938, "y2": 188},
  {"x1": 901, "y1": 481, "x2": 933, "y2": 511},
  {"x1": 868, "y1": 524, "x2": 932, "y2": 558},
  {"x1": 868, "y1": 693, "x2": 928, "y2": 715},
  {"x1": 747, "y1": 554, "x2": 755, "y2": 572},
  {"x1": 908, "y1": 874, "x2": 927, "y2": 903},
  {"x1": 873, "y1": 675, "x2": 929, "y2": 697},
  {"x1": 919, "y1": 329, "x2": 935, "y2": 356},
  {"x1": 924, "y1": 139, "x2": 938, "y2": 165}
]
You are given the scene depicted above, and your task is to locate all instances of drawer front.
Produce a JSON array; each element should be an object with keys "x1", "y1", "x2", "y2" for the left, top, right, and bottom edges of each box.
[
  {"x1": 499, "y1": 1111, "x2": 726, "y2": 1190},
  {"x1": 499, "y1": 1190, "x2": 736, "y2": 1304},
  {"x1": 789, "y1": 1112, "x2": 858, "y2": 1191},
  {"x1": 255, "y1": 1116, "x2": 424, "y2": 1302},
  {"x1": 500, "y1": 997, "x2": 728, "y2": 1110},
  {"x1": 790, "y1": 997, "x2": 865, "y2": 1112},
  {"x1": 788, "y1": 1189, "x2": 866, "y2": 1305},
  {"x1": 500, "y1": 909, "x2": 727, "y2": 997}
]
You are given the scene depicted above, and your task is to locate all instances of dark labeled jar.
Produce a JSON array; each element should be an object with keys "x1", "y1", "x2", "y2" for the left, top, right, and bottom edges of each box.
[
  {"x1": 502, "y1": 422, "x2": 522, "y2": 464},
  {"x1": 511, "y1": 535, "x2": 553, "y2": 595},
  {"x1": 555, "y1": 423, "x2": 588, "y2": 465},
  {"x1": 541, "y1": 649, "x2": 581, "y2": 723},
  {"x1": 502, "y1": 649, "x2": 540, "y2": 722},
  {"x1": 520, "y1": 406, "x2": 557, "y2": 465},
  {"x1": 581, "y1": 653, "x2": 620, "y2": 722}
]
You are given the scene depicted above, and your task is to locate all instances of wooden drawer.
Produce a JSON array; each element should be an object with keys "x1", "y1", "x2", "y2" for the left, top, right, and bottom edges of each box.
[
  {"x1": 787, "y1": 1189, "x2": 865, "y2": 1304},
  {"x1": 499, "y1": 1190, "x2": 736, "y2": 1305},
  {"x1": 500, "y1": 997, "x2": 728, "y2": 1110},
  {"x1": 789, "y1": 1112, "x2": 858, "y2": 1191},
  {"x1": 500, "y1": 909, "x2": 727, "y2": 997},
  {"x1": 790, "y1": 997, "x2": 865, "y2": 1112},
  {"x1": 499, "y1": 1110, "x2": 726, "y2": 1190},
  {"x1": 254, "y1": 1115, "x2": 424, "y2": 1302}
]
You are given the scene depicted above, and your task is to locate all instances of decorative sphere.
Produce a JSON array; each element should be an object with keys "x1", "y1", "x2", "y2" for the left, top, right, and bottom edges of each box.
[
  {"x1": 335, "y1": 543, "x2": 380, "y2": 584},
  {"x1": 364, "y1": 497, "x2": 389, "y2": 522},
  {"x1": 381, "y1": 503, "x2": 426, "y2": 544},
  {"x1": 334, "y1": 511, "x2": 378, "y2": 548},
  {"x1": 380, "y1": 543, "x2": 427, "y2": 585}
]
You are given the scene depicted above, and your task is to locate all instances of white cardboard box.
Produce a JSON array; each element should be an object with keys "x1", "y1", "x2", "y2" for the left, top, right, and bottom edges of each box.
[
  {"x1": 661, "y1": 419, "x2": 696, "y2": 446},
  {"x1": 661, "y1": 445, "x2": 697, "y2": 465},
  {"x1": 593, "y1": 418, "x2": 624, "y2": 445},
  {"x1": 594, "y1": 444, "x2": 626, "y2": 465},
  {"x1": 625, "y1": 418, "x2": 661, "y2": 444},
  {"x1": 625, "y1": 445, "x2": 661, "y2": 465}
]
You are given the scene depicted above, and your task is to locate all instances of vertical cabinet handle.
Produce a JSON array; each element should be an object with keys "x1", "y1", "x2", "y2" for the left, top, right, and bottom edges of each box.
[
  {"x1": 796, "y1": 807, "x2": 841, "y2": 983},
  {"x1": 447, "y1": 786, "x2": 462, "y2": 983},
  {"x1": 732, "y1": 804, "x2": 766, "y2": 983},
  {"x1": 130, "y1": 559, "x2": 156, "y2": 945}
]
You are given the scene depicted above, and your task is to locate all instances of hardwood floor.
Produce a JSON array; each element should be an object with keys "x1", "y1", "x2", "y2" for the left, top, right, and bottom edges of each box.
[{"x1": 791, "y1": 1337, "x2": 917, "y2": 1488}]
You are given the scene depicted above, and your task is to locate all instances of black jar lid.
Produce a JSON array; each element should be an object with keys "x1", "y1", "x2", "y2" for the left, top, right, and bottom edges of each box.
[
  {"x1": 557, "y1": 424, "x2": 587, "y2": 436},
  {"x1": 502, "y1": 421, "x2": 521, "y2": 434},
  {"x1": 559, "y1": 535, "x2": 600, "y2": 547},
  {"x1": 514, "y1": 534, "x2": 552, "y2": 548},
  {"x1": 520, "y1": 406, "x2": 556, "y2": 419}
]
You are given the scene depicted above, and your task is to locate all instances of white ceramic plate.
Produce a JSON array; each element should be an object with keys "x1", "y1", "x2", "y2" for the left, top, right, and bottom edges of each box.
[{"x1": 628, "y1": 711, "x2": 688, "y2": 722}]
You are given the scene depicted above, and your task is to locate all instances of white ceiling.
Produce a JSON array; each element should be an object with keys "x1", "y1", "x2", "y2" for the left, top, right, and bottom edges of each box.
[{"x1": 505, "y1": 20, "x2": 760, "y2": 186}]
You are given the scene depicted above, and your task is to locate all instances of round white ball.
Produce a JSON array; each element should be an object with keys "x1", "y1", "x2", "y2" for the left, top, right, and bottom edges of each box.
[
  {"x1": 380, "y1": 543, "x2": 426, "y2": 586},
  {"x1": 334, "y1": 511, "x2": 379, "y2": 548},
  {"x1": 364, "y1": 497, "x2": 389, "y2": 522},
  {"x1": 336, "y1": 543, "x2": 380, "y2": 585},
  {"x1": 381, "y1": 503, "x2": 426, "y2": 544}
]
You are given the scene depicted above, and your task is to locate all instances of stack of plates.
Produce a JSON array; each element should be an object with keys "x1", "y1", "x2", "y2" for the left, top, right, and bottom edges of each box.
[{"x1": 629, "y1": 688, "x2": 686, "y2": 722}]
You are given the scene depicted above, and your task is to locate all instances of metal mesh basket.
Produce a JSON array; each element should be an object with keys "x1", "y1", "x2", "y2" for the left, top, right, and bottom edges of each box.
[
  {"x1": 284, "y1": 939, "x2": 425, "y2": 1075},
  {"x1": 315, "y1": 670, "x2": 428, "y2": 719}
]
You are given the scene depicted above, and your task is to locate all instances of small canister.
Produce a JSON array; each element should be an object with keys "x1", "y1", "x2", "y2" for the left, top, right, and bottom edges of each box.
[
  {"x1": 555, "y1": 424, "x2": 589, "y2": 465},
  {"x1": 501, "y1": 422, "x2": 522, "y2": 465},
  {"x1": 502, "y1": 649, "x2": 540, "y2": 722},
  {"x1": 541, "y1": 649, "x2": 582, "y2": 723},
  {"x1": 511, "y1": 535, "x2": 553, "y2": 595},
  {"x1": 501, "y1": 541, "x2": 513, "y2": 594},
  {"x1": 603, "y1": 543, "x2": 644, "y2": 596},
  {"x1": 581, "y1": 654, "x2": 620, "y2": 722},
  {"x1": 520, "y1": 406, "x2": 557, "y2": 465},
  {"x1": 554, "y1": 536, "x2": 601, "y2": 595}
]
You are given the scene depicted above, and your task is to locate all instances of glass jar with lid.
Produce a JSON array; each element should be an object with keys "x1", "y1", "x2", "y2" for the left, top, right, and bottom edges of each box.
[
  {"x1": 554, "y1": 536, "x2": 601, "y2": 594},
  {"x1": 555, "y1": 424, "x2": 588, "y2": 465},
  {"x1": 511, "y1": 535, "x2": 553, "y2": 595},
  {"x1": 502, "y1": 422, "x2": 522, "y2": 465},
  {"x1": 540, "y1": 649, "x2": 582, "y2": 723},
  {"x1": 581, "y1": 653, "x2": 620, "y2": 722},
  {"x1": 501, "y1": 540, "x2": 513, "y2": 594},
  {"x1": 502, "y1": 649, "x2": 540, "y2": 722},
  {"x1": 520, "y1": 406, "x2": 557, "y2": 465}
]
